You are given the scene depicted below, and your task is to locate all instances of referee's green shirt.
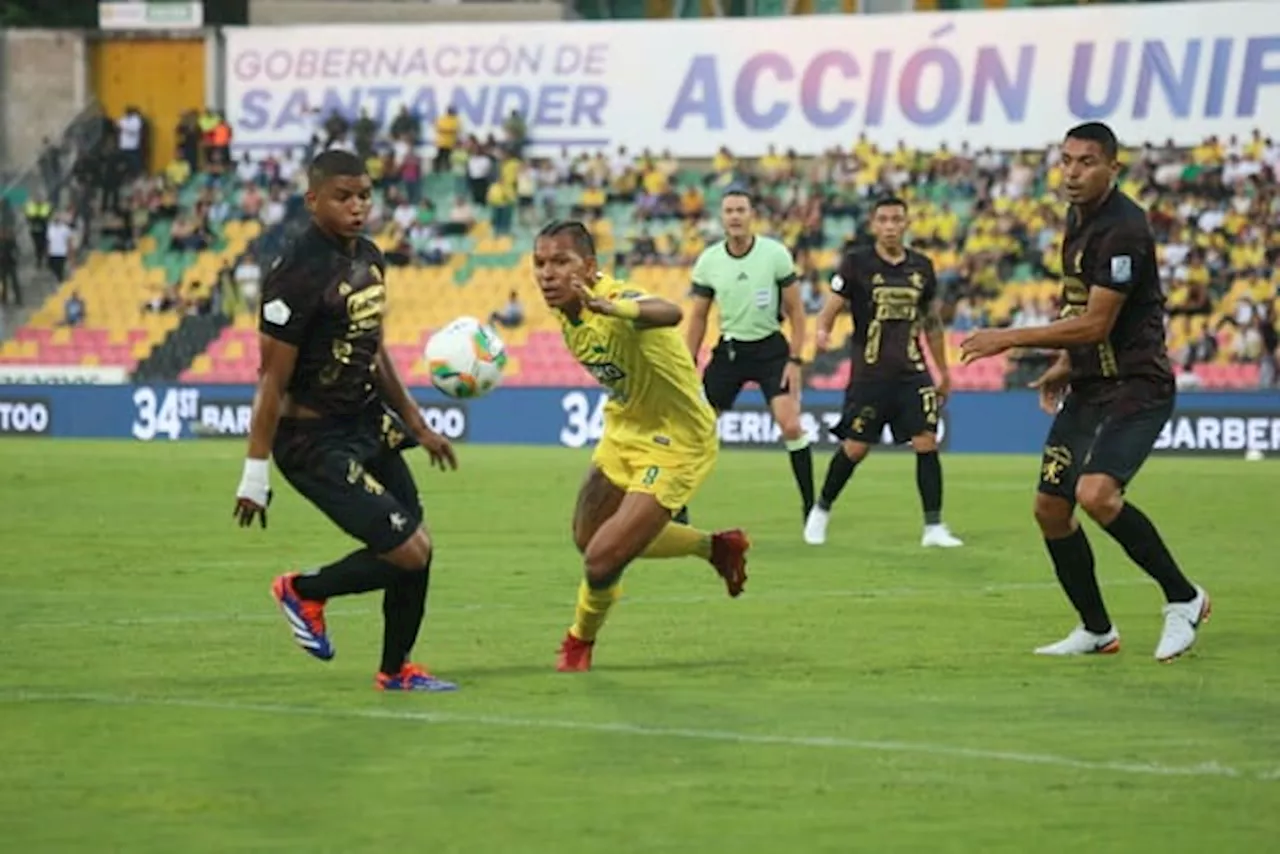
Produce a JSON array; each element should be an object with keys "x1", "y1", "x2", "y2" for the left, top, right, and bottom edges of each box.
[{"x1": 691, "y1": 236, "x2": 797, "y2": 343}]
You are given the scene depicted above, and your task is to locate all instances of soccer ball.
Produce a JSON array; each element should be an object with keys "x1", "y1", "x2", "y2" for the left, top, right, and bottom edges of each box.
[
  {"x1": 423, "y1": 316, "x2": 508, "y2": 398},
  {"x1": 424, "y1": 317, "x2": 507, "y2": 398}
]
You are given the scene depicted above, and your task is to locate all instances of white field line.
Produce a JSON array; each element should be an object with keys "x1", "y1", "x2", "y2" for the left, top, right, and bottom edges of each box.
[
  {"x1": 0, "y1": 691, "x2": 1267, "y2": 782},
  {"x1": 7, "y1": 579, "x2": 1151, "y2": 630}
]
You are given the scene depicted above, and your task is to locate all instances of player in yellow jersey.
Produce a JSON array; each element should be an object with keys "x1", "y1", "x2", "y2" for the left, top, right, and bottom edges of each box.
[{"x1": 533, "y1": 221, "x2": 751, "y2": 672}]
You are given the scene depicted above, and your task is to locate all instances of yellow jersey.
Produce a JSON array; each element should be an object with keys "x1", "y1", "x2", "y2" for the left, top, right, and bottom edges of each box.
[{"x1": 558, "y1": 274, "x2": 717, "y2": 451}]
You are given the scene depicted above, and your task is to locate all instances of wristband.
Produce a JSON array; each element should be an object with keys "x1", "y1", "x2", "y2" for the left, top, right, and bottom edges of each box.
[
  {"x1": 612, "y1": 299, "x2": 641, "y2": 320},
  {"x1": 237, "y1": 457, "x2": 271, "y2": 506},
  {"x1": 787, "y1": 356, "x2": 805, "y2": 366},
  {"x1": 243, "y1": 458, "x2": 269, "y2": 480}
]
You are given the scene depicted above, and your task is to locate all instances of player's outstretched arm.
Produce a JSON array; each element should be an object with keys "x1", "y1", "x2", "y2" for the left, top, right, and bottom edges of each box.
[
  {"x1": 684, "y1": 293, "x2": 713, "y2": 361},
  {"x1": 374, "y1": 344, "x2": 457, "y2": 470},
  {"x1": 624, "y1": 297, "x2": 683, "y2": 329},
  {"x1": 960, "y1": 288, "x2": 1125, "y2": 363},
  {"x1": 235, "y1": 335, "x2": 298, "y2": 528},
  {"x1": 576, "y1": 281, "x2": 683, "y2": 329}
]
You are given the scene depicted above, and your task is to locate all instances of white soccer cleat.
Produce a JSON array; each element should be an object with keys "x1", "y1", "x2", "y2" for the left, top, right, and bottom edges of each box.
[
  {"x1": 1154, "y1": 585, "x2": 1211, "y2": 663},
  {"x1": 803, "y1": 507, "x2": 829, "y2": 545},
  {"x1": 1035, "y1": 625, "x2": 1121, "y2": 656},
  {"x1": 921, "y1": 523, "x2": 963, "y2": 548}
]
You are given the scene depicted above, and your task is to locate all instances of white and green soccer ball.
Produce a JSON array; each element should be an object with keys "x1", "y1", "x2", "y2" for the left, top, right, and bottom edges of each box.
[{"x1": 424, "y1": 316, "x2": 508, "y2": 399}]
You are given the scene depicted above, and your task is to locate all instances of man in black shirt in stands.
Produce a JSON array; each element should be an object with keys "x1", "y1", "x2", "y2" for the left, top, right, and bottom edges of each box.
[
  {"x1": 233, "y1": 150, "x2": 460, "y2": 691},
  {"x1": 961, "y1": 122, "x2": 1209, "y2": 663}
]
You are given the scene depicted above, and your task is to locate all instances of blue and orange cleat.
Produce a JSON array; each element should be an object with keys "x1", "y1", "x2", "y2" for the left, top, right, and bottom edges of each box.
[
  {"x1": 270, "y1": 573, "x2": 335, "y2": 661},
  {"x1": 710, "y1": 528, "x2": 750, "y2": 598},
  {"x1": 375, "y1": 663, "x2": 458, "y2": 692},
  {"x1": 556, "y1": 632, "x2": 594, "y2": 672}
]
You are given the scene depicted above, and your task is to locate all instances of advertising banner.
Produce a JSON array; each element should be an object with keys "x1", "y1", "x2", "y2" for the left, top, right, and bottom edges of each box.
[
  {"x1": 0, "y1": 366, "x2": 129, "y2": 385},
  {"x1": 223, "y1": 1, "x2": 1280, "y2": 156},
  {"x1": 1, "y1": 384, "x2": 1277, "y2": 455}
]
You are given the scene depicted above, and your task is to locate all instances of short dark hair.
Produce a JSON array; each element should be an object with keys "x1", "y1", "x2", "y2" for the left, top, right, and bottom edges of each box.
[
  {"x1": 722, "y1": 187, "x2": 753, "y2": 206},
  {"x1": 871, "y1": 196, "x2": 908, "y2": 215},
  {"x1": 537, "y1": 219, "x2": 596, "y2": 259},
  {"x1": 307, "y1": 149, "x2": 367, "y2": 188},
  {"x1": 1065, "y1": 122, "x2": 1119, "y2": 160}
]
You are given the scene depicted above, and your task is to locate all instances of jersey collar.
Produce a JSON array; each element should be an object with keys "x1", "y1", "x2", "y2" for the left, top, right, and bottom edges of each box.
[{"x1": 725, "y1": 236, "x2": 756, "y2": 259}]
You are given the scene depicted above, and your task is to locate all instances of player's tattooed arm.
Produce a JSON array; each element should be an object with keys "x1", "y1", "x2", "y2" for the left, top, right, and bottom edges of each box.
[
  {"x1": 375, "y1": 344, "x2": 457, "y2": 470},
  {"x1": 922, "y1": 298, "x2": 951, "y2": 399}
]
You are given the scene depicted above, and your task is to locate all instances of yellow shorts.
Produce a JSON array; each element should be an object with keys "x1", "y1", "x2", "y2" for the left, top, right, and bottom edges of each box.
[{"x1": 592, "y1": 432, "x2": 718, "y2": 511}]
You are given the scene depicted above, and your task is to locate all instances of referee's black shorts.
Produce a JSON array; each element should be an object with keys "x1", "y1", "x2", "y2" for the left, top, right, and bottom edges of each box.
[
  {"x1": 703, "y1": 332, "x2": 790, "y2": 412},
  {"x1": 272, "y1": 405, "x2": 425, "y2": 554},
  {"x1": 1038, "y1": 391, "x2": 1173, "y2": 503}
]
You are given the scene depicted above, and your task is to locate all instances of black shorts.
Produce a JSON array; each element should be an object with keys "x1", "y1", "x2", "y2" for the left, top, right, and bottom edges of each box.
[
  {"x1": 703, "y1": 332, "x2": 790, "y2": 412},
  {"x1": 831, "y1": 374, "x2": 940, "y2": 444},
  {"x1": 273, "y1": 405, "x2": 424, "y2": 554},
  {"x1": 1038, "y1": 392, "x2": 1174, "y2": 501}
]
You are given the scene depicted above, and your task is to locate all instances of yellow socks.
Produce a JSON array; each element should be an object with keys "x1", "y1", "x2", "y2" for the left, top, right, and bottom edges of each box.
[
  {"x1": 569, "y1": 579, "x2": 621, "y2": 642},
  {"x1": 640, "y1": 523, "x2": 713, "y2": 560},
  {"x1": 569, "y1": 525, "x2": 712, "y2": 643}
]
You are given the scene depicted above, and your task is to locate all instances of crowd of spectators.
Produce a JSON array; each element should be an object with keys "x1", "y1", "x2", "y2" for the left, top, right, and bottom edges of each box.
[{"x1": 18, "y1": 98, "x2": 1280, "y2": 387}]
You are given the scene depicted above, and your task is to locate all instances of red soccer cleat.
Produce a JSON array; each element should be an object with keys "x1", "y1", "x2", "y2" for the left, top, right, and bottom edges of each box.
[
  {"x1": 710, "y1": 528, "x2": 750, "y2": 598},
  {"x1": 556, "y1": 632, "x2": 594, "y2": 672}
]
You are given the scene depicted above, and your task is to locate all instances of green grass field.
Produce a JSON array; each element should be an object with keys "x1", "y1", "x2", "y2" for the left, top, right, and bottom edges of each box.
[{"x1": 1, "y1": 441, "x2": 1277, "y2": 853}]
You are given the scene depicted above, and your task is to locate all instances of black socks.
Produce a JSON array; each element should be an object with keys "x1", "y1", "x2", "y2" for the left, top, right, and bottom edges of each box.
[
  {"x1": 1103, "y1": 503, "x2": 1197, "y2": 603},
  {"x1": 916, "y1": 451, "x2": 943, "y2": 525},
  {"x1": 1045, "y1": 527, "x2": 1112, "y2": 634},
  {"x1": 293, "y1": 550, "x2": 400, "y2": 600}
]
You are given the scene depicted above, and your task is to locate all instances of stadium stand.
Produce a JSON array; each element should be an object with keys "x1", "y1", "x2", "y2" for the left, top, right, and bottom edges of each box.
[{"x1": 1, "y1": 106, "x2": 1277, "y2": 392}]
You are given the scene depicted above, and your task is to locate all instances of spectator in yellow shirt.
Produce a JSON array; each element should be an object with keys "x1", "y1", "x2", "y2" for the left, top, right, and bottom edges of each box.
[
  {"x1": 165, "y1": 153, "x2": 191, "y2": 188},
  {"x1": 434, "y1": 107, "x2": 460, "y2": 173},
  {"x1": 486, "y1": 180, "x2": 515, "y2": 236}
]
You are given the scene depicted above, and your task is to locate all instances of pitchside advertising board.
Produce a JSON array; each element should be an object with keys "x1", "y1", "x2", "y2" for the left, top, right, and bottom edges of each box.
[
  {"x1": 2, "y1": 384, "x2": 1279, "y2": 455},
  {"x1": 222, "y1": 1, "x2": 1280, "y2": 157}
]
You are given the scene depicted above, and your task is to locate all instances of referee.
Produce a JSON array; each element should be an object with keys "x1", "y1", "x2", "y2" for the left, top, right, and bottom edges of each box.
[{"x1": 685, "y1": 189, "x2": 813, "y2": 526}]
